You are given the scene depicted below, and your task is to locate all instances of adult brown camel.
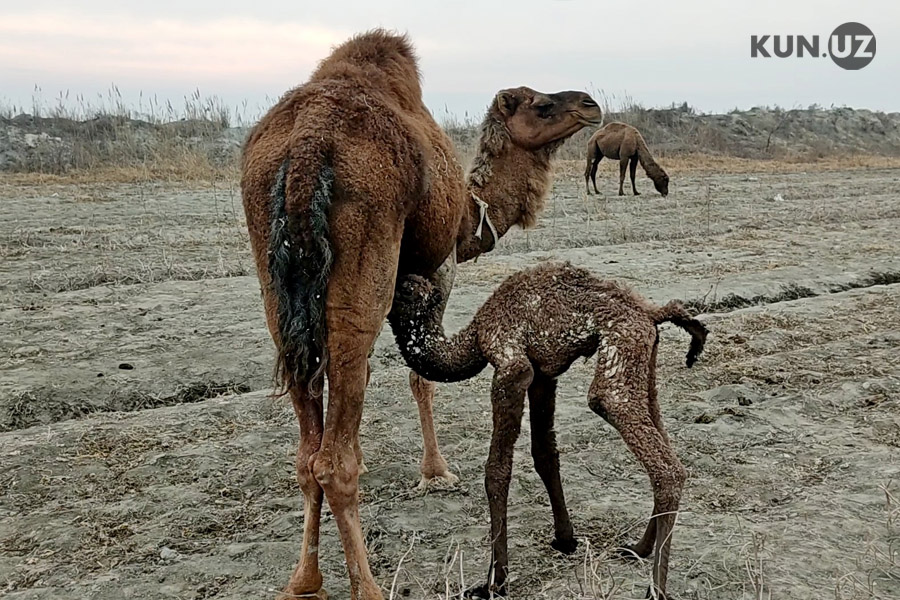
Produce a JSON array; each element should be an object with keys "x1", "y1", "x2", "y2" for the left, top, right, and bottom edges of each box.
[
  {"x1": 388, "y1": 262, "x2": 708, "y2": 599},
  {"x1": 584, "y1": 122, "x2": 669, "y2": 197},
  {"x1": 240, "y1": 29, "x2": 603, "y2": 600}
]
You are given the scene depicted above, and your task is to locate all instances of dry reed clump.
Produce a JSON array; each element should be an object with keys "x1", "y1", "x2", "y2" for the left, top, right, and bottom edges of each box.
[
  {"x1": 0, "y1": 87, "x2": 249, "y2": 181},
  {"x1": 4, "y1": 87, "x2": 900, "y2": 183}
]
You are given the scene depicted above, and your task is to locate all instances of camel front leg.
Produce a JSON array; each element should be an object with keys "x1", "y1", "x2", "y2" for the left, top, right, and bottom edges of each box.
[
  {"x1": 411, "y1": 372, "x2": 458, "y2": 489},
  {"x1": 410, "y1": 246, "x2": 458, "y2": 489},
  {"x1": 618, "y1": 158, "x2": 628, "y2": 196},
  {"x1": 591, "y1": 155, "x2": 602, "y2": 194},
  {"x1": 629, "y1": 156, "x2": 641, "y2": 195}
]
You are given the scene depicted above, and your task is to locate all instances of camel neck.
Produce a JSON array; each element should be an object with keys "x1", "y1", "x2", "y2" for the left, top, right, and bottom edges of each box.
[{"x1": 456, "y1": 142, "x2": 555, "y2": 263}]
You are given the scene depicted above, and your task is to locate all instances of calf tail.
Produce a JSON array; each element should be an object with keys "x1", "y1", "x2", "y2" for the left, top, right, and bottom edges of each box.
[{"x1": 654, "y1": 301, "x2": 708, "y2": 367}]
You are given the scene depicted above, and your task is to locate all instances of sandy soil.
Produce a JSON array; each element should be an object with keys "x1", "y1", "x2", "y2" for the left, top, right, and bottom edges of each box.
[{"x1": 1, "y1": 166, "x2": 899, "y2": 599}]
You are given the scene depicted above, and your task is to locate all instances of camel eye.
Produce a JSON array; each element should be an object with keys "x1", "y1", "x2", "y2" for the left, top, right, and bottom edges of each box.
[{"x1": 582, "y1": 99, "x2": 598, "y2": 107}]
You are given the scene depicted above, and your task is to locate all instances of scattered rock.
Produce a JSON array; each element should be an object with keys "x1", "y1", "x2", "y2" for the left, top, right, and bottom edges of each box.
[
  {"x1": 11, "y1": 346, "x2": 40, "y2": 358},
  {"x1": 698, "y1": 384, "x2": 762, "y2": 407},
  {"x1": 118, "y1": 363, "x2": 134, "y2": 370},
  {"x1": 159, "y1": 546, "x2": 180, "y2": 561}
]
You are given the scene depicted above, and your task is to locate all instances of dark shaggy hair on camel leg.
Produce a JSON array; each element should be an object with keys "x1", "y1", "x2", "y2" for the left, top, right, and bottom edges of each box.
[{"x1": 388, "y1": 261, "x2": 708, "y2": 600}]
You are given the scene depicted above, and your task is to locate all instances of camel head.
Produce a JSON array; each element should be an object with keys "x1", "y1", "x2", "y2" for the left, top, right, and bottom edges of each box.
[
  {"x1": 654, "y1": 174, "x2": 670, "y2": 197},
  {"x1": 493, "y1": 86, "x2": 603, "y2": 151}
]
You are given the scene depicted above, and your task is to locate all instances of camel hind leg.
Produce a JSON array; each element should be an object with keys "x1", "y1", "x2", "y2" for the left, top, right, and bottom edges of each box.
[
  {"x1": 587, "y1": 332, "x2": 685, "y2": 599},
  {"x1": 260, "y1": 285, "x2": 328, "y2": 598},
  {"x1": 281, "y1": 385, "x2": 328, "y2": 599},
  {"x1": 310, "y1": 199, "x2": 406, "y2": 600},
  {"x1": 528, "y1": 372, "x2": 576, "y2": 554}
]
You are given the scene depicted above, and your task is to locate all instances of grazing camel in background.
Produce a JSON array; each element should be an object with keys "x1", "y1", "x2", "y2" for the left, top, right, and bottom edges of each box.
[
  {"x1": 241, "y1": 29, "x2": 603, "y2": 600},
  {"x1": 585, "y1": 122, "x2": 669, "y2": 197},
  {"x1": 389, "y1": 262, "x2": 708, "y2": 600}
]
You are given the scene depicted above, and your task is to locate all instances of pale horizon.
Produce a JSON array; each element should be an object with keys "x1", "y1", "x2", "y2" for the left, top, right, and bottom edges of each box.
[{"x1": 1, "y1": 0, "x2": 897, "y2": 122}]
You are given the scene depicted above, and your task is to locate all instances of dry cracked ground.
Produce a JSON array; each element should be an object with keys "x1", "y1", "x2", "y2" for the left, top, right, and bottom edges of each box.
[{"x1": 1, "y1": 164, "x2": 899, "y2": 599}]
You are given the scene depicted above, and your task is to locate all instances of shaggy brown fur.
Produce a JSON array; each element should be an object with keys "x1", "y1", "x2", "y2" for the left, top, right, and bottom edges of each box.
[
  {"x1": 388, "y1": 262, "x2": 708, "y2": 599},
  {"x1": 240, "y1": 29, "x2": 602, "y2": 600},
  {"x1": 584, "y1": 122, "x2": 669, "y2": 197}
]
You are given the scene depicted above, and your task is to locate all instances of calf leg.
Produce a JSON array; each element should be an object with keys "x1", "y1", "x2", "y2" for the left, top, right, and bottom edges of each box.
[
  {"x1": 646, "y1": 341, "x2": 669, "y2": 445},
  {"x1": 592, "y1": 403, "x2": 685, "y2": 597},
  {"x1": 588, "y1": 337, "x2": 685, "y2": 599},
  {"x1": 528, "y1": 373, "x2": 576, "y2": 554},
  {"x1": 620, "y1": 340, "x2": 673, "y2": 560},
  {"x1": 466, "y1": 359, "x2": 533, "y2": 599}
]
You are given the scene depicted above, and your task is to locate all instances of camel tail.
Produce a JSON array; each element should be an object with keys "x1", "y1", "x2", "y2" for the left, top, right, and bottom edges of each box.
[
  {"x1": 268, "y1": 150, "x2": 335, "y2": 394},
  {"x1": 654, "y1": 301, "x2": 708, "y2": 368}
]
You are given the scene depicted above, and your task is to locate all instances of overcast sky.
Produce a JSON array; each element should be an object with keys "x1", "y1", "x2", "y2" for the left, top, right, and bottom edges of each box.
[{"x1": 1, "y1": 1, "x2": 897, "y2": 122}]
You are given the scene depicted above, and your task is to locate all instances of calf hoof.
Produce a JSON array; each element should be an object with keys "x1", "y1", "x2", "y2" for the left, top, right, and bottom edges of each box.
[
  {"x1": 614, "y1": 543, "x2": 651, "y2": 562},
  {"x1": 464, "y1": 582, "x2": 507, "y2": 599},
  {"x1": 551, "y1": 535, "x2": 578, "y2": 555}
]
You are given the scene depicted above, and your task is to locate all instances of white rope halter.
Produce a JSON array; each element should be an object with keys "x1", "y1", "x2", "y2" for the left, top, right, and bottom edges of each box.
[{"x1": 472, "y1": 193, "x2": 499, "y2": 251}]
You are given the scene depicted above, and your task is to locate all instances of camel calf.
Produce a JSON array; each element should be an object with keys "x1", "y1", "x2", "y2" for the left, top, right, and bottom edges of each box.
[
  {"x1": 388, "y1": 262, "x2": 707, "y2": 599},
  {"x1": 585, "y1": 122, "x2": 669, "y2": 197}
]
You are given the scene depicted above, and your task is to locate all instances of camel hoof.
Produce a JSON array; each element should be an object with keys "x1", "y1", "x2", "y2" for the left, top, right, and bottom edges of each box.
[
  {"x1": 634, "y1": 191, "x2": 641, "y2": 196},
  {"x1": 277, "y1": 587, "x2": 328, "y2": 600},
  {"x1": 614, "y1": 544, "x2": 650, "y2": 562},
  {"x1": 415, "y1": 470, "x2": 460, "y2": 491},
  {"x1": 464, "y1": 583, "x2": 506, "y2": 599},
  {"x1": 551, "y1": 536, "x2": 578, "y2": 555},
  {"x1": 618, "y1": 192, "x2": 625, "y2": 197}
]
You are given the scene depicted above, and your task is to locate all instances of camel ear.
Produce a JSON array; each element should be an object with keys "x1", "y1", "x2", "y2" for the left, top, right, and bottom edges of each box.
[{"x1": 496, "y1": 91, "x2": 520, "y2": 117}]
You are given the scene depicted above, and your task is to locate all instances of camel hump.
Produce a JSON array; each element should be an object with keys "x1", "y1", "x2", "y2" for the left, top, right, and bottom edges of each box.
[{"x1": 312, "y1": 28, "x2": 423, "y2": 113}]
